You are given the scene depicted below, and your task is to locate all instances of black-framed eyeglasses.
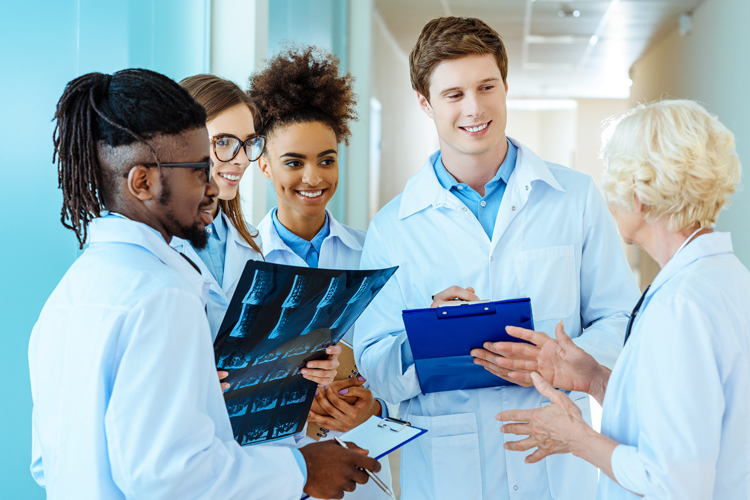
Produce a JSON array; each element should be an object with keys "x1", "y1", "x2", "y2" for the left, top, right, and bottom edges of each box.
[
  {"x1": 211, "y1": 134, "x2": 265, "y2": 163},
  {"x1": 144, "y1": 159, "x2": 214, "y2": 183},
  {"x1": 623, "y1": 285, "x2": 650, "y2": 346}
]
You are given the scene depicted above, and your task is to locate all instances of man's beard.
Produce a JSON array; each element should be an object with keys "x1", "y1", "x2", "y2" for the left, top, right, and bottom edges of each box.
[{"x1": 159, "y1": 175, "x2": 209, "y2": 250}]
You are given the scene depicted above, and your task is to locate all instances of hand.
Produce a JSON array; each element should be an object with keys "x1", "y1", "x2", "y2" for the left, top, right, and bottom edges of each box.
[
  {"x1": 430, "y1": 286, "x2": 480, "y2": 307},
  {"x1": 217, "y1": 370, "x2": 230, "y2": 392},
  {"x1": 300, "y1": 440, "x2": 381, "y2": 499},
  {"x1": 310, "y1": 377, "x2": 366, "y2": 414},
  {"x1": 471, "y1": 324, "x2": 553, "y2": 387},
  {"x1": 473, "y1": 322, "x2": 609, "y2": 399},
  {"x1": 497, "y1": 372, "x2": 590, "y2": 464},
  {"x1": 308, "y1": 379, "x2": 381, "y2": 433},
  {"x1": 301, "y1": 344, "x2": 341, "y2": 386}
]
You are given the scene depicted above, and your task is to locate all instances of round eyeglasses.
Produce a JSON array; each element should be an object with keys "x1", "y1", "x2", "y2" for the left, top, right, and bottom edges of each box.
[{"x1": 211, "y1": 134, "x2": 265, "y2": 163}]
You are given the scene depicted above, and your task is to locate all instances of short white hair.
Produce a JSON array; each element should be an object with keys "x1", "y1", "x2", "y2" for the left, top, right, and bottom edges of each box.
[{"x1": 601, "y1": 99, "x2": 741, "y2": 231}]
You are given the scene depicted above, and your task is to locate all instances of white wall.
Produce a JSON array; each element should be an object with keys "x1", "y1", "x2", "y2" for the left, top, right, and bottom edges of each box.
[
  {"x1": 507, "y1": 109, "x2": 577, "y2": 168},
  {"x1": 371, "y1": 10, "x2": 439, "y2": 212},
  {"x1": 629, "y1": 0, "x2": 750, "y2": 272}
]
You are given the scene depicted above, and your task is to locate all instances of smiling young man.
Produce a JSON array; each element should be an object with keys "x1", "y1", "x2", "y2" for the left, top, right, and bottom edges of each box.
[
  {"x1": 354, "y1": 17, "x2": 641, "y2": 500},
  {"x1": 29, "y1": 69, "x2": 379, "y2": 500}
]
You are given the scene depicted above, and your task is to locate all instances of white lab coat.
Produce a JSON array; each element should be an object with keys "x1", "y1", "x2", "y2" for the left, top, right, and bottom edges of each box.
[
  {"x1": 600, "y1": 232, "x2": 750, "y2": 500},
  {"x1": 171, "y1": 211, "x2": 263, "y2": 342},
  {"x1": 258, "y1": 208, "x2": 394, "y2": 500},
  {"x1": 29, "y1": 216, "x2": 304, "y2": 500},
  {"x1": 354, "y1": 140, "x2": 641, "y2": 500}
]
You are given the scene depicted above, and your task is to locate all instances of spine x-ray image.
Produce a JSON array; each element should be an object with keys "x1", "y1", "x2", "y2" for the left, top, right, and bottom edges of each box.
[{"x1": 214, "y1": 261, "x2": 397, "y2": 445}]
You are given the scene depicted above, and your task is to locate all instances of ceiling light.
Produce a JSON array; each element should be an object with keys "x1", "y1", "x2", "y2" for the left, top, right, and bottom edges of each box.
[{"x1": 589, "y1": 35, "x2": 599, "y2": 46}]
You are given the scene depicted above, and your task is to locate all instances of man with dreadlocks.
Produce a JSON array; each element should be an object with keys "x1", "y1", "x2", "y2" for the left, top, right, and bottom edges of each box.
[{"x1": 28, "y1": 68, "x2": 380, "y2": 500}]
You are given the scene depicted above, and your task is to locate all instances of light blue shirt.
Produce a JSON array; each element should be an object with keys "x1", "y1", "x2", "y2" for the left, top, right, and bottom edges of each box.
[
  {"x1": 354, "y1": 140, "x2": 640, "y2": 500},
  {"x1": 196, "y1": 209, "x2": 228, "y2": 286},
  {"x1": 271, "y1": 208, "x2": 330, "y2": 268},
  {"x1": 29, "y1": 216, "x2": 306, "y2": 499},
  {"x1": 599, "y1": 232, "x2": 750, "y2": 500},
  {"x1": 433, "y1": 139, "x2": 516, "y2": 239}
]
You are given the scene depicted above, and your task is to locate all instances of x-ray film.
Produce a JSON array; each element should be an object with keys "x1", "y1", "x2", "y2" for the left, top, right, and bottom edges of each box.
[{"x1": 214, "y1": 261, "x2": 398, "y2": 445}]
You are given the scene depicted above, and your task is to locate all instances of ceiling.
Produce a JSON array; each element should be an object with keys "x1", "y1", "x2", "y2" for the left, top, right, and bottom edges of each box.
[{"x1": 375, "y1": 0, "x2": 703, "y2": 98}]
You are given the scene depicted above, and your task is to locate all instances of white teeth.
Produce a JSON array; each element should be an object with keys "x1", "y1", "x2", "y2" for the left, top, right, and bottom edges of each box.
[
  {"x1": 219, "y1": 172, "x2": 241, "y2": 181},
  {"x1": 465, "y1": 123, "x2": 488, "y2": 133},
  {"x1": 298, "y1": 190, "x2": 323, "y2": 198}
]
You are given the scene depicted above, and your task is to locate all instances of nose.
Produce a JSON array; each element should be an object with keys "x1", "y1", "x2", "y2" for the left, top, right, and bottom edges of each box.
[
  {"x1": 206, "y1": 171, "x2": 220, "y2": 197},
  {"x1": 463, "y1": 91, "x2": 484, "y2": 118},
  {"x1": 301, "y1": 164, "x2": 322, "y2": 186},
  {"x1": 232, "y1": 146, "x2": 251, "y2": 169}
]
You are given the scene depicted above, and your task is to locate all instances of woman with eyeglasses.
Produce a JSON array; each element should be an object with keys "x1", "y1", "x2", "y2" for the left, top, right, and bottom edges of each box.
[
  {"x1": 249, "y1": 47, "x2": 394, "y2": 500},
  {"x1": 476, "y1": 100, "x2": 750, "y2": 500},
  {"x1": 172, "y1": 75, "x2": 341, "y2": 393}
]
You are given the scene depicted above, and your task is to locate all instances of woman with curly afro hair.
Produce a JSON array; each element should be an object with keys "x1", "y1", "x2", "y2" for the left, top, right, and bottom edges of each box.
[{"x1": 250, "y1": 46, "x2": 394, "y2": 500}]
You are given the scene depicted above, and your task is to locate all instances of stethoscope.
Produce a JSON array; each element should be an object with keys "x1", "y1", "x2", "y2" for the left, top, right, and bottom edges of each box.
[{"x1": 623, "y1": 226, "x2": 705, "y2": 345}]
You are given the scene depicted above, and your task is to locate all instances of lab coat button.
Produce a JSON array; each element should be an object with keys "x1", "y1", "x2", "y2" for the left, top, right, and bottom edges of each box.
[
  {"x1": 490, "y1": 256, "x2": 494, "y2": 261},
  {"x1": 462, "y1": 207, "x2": 468, "y2": 212},
  {"x1": 525, "y1": 185, "x2": 529, "y2": 191},
  {"x1": 514, "y1": 485, "x2": 518, "y2": 491},
  {"x1": 511, "y1": 206, "x2": 516, "y2": 211}
]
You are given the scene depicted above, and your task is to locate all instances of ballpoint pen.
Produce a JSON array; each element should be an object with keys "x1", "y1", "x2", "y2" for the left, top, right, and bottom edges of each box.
[{"x1": 333, "y1": 436, "x2": 396, "y2": 499}]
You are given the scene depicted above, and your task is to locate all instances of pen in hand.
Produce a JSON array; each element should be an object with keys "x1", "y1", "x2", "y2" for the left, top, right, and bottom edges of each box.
[{"x1": 333, "y1": 436, "x2": 396, "y2": 499}]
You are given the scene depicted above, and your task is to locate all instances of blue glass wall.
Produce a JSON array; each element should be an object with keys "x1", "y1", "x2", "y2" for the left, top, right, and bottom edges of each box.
[{"x1": 0, "y1": 1, "x2": 208, "y2": 496}]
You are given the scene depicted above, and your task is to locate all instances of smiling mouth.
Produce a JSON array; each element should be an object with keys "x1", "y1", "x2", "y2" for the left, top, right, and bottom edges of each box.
[
  {"x1": 296, "y1": 189, "x2": 326, "y2": 200},
  {"x1": 460, "y1": 121, "x2": 490, "y2": 133},
  {"x1": 218, "y1": 172, "x2": 242, "y2": 181}
]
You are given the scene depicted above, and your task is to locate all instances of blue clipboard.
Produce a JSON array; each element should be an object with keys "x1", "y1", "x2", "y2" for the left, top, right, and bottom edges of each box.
[{"x1": 402, "y1": 298, "x2": 534, "y2": 394}]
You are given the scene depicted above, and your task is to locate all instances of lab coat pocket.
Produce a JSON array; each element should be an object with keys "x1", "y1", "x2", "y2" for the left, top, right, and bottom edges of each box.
[
  {"x1": 403, "y1": 412, "x2": 483, "y2": 500},
  {"x1": 514, "y1": 245, "x2": 576, "y2": 321},
  {"x1": 544, "y1": 393, "x2": 597, "y2": 500}
]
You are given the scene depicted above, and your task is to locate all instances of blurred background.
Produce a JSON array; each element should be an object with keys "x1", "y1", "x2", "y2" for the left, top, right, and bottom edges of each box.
[{"x1": 2, "y1": 0, "x2": 748, "y2": 497}]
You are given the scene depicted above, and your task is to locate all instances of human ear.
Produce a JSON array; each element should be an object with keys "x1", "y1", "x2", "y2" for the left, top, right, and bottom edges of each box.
[
  {"x1": 258, "y1": 155, "x2": 273, "y2": 181},
  {"x1": 633, "y1": 192, "x2": 645, "y2": 214},
  {"x1": 125, "y1": 165, "x2": 157, "y2": 201},
  {"x1": 417, "y1": 92, "x2": 434, "y2": 119}
]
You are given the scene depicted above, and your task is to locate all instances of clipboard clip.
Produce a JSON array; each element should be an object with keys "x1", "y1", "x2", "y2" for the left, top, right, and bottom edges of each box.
[{"x1": 377, "y1": 417, "x2": 412, "y2": 433}]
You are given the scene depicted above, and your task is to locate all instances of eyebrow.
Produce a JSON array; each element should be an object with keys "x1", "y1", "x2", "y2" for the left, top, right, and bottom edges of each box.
[
  {"x1": 440, "y1": 77, "x2": 501, "y2": 97},
  {"x1": 280, "y1": 150, "x2": 338, "y2": 160}
]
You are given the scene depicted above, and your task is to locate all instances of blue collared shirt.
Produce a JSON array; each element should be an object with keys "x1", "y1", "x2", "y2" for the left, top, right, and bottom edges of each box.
[
  {"x1": 271, "y1": 208, "x2": 330, "y2": 269},
  {"x1": 433, "y1": 139, "x2": 516, "y2": 239},
  {"x1": 196, "y1": 210, "x2": 228, "y2": 286}
]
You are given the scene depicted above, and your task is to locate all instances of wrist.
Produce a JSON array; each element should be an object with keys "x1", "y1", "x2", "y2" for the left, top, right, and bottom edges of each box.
[
  {"x1": 567, "y1": 420, "x2": 598, "y2": 459},
  {"x1": 589, "y1": 365, "x2": 610, "y2": 404}
]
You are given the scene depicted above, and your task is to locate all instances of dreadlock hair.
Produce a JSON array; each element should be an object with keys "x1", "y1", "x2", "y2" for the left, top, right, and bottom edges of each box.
[
  {"x1": 248, "y1": 46, "x2": 357, "y2": 145},
  {"x1": 180, "y1": 74, "x2": 262, "y2": 256},
  {"x1": 53, "y1": 68, "x2": 207, "y2": 248}
]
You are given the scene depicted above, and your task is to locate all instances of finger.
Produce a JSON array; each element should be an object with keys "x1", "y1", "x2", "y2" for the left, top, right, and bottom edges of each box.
[
  {"x1": 217, "y1": 370, "x2": 229, "y2": 381},
  {"x1": 503, "y1": 436, "x2": 540, "y2": 452},
  {"x1": 555, "y1": 321, "x2": 575, "y2": 347},
  {"x1": 432, "y1": 285, "x2": 480, "y2": 303},
  {"x1": 530, "y1": 372, "x2": 565, "y2": 404},
  {"x1": 338, "y1": 386, "x2": 372, "y2": 400},
  {"x1": 316, "y1": 387, "x2": 348, "y2": 419},
  {"x1": 505, "y1": 326, "x2": 550, "y2": 346},
  {"x1": 497, "y1": 409, "x2": 534, "y2": 422},
  {"x1": 306, "y1": 411, "x2": 342, "y2": 430},
  {"x1": 350, "y1": 468, "x2": 369, "y2": 486},
  {"x1": 473, "y1": 353, "x2": 536, "y2": 372},
  {"x1": 301, "y1": 371, "x2": 337, "y2": 385},
  {"x1": 525, "y1": 448, "x2": 554, "y2": 464},
  {"x1": 500, "y1": 422, "x2": 533, "y2": 437},
  {"x1": 221, "y1": 382, "x2": 231, "y2": 391},
  {"x1": 486, "y1": 341, "x2": 540, "y2": 360},
  {"x1": 325, "y1": 385, "x2": 358, "y2": 415},
  {"x1": 352, "y1": 452, "x2": 381, "y2": 473},
  {"x1": 506, "y1": 370, "x2": 534, "y2": 386},
  {"x1": 326, "y1": 344, "x2": 342, "y2": 357},
  {"x1": 307, "y1": 358, "x2": 340, "y2": 370},
  {"x1": 470, "y1": 348, "x2": 495, "y2": 361}
]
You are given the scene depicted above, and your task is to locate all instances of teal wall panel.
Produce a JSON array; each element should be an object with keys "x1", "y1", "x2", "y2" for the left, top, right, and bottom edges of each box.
[{"x1": 0, "y1": 1, "x2": 208, "y2": 496}]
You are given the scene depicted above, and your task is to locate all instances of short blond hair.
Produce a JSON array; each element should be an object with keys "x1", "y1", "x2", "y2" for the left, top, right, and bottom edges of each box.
[{"x1": 601, "y1": 99, "x2": 741, "y2": 231}]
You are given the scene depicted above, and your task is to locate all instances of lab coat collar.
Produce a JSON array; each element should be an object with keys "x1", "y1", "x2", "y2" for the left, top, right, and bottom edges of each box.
[
  {"x1": 259, "y1": 209, "x2": 362, "y2": 256},
  {"x1": 398, "y1": 138, "x2": 564, "y2": 220},
  {"x1": 645, "y1": 231, "x2": 733, "y2": 300},
  {"x1": 88, "y1": 216, "x2": 211, "y2": 301}
]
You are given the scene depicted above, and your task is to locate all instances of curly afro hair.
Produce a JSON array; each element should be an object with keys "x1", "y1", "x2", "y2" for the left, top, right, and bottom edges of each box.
[{"x1": 249, "y1": 46, "x2": 357, "y2": 145}]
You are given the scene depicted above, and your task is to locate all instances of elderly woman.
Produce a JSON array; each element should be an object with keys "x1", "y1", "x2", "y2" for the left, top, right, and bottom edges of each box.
[{"x1": 475, "y1": 100, "x2": 749, "y2": 499}]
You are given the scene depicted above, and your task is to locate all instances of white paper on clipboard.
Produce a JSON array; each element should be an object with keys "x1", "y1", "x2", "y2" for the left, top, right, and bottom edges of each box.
[{"x1": 339, "y1": 416, "x2": 427, "y2": 460}]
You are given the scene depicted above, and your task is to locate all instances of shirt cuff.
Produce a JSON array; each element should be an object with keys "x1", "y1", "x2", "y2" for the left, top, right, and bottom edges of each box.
[
  {"x1": 375, "y1": 398, "x2": 388, "y2": 418},
  {"x1": 291, "y1": 448, "x2": 307, "y2": 485},
  {"x1": 611, "y1": 444, "x2": 646, "y2": 495}
]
